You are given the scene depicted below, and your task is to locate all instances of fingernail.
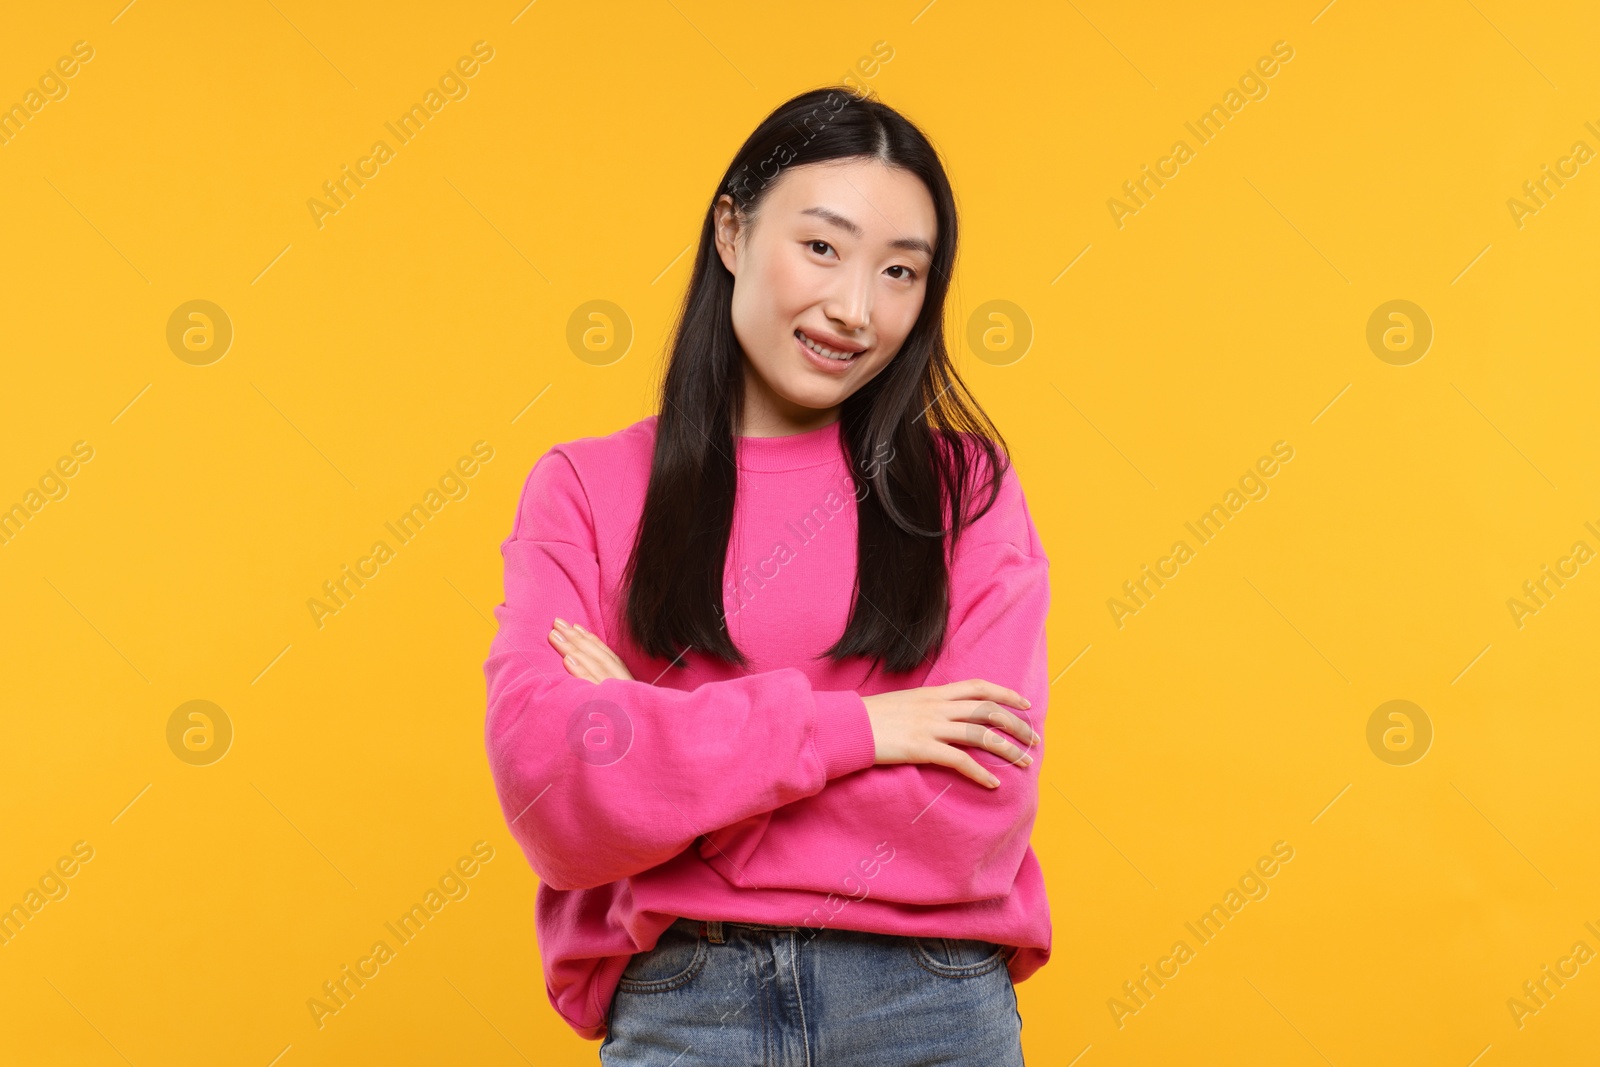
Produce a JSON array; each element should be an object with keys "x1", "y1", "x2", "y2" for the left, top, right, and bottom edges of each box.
[
  {"x1": 1020, "y1": 754, "x2": 1033, "y2": 767},
  {"x1": 1022, "y1": 697, "x2": 1032, "y2": 708},
  {"x1": 987, "y1": 774, "x2": 1000, "y2": 787},
  {"x1": 554, "y1": 618, "x2": 568, "y2": 628},
  {"x1": 551, "y1": 628, "x2": 565, "y2": 644},
  {"x1": 574, "y1": 623, "x2": 587, "y2": 634}
]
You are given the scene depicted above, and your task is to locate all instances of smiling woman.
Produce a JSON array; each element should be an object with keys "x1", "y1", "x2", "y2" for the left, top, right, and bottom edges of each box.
[
  {"x1": 717, "y1": 158, "x2": 937, "y2": 434},
  {"x1": 484, "y1": 86, "x2": 1050, "y2": 1064}
]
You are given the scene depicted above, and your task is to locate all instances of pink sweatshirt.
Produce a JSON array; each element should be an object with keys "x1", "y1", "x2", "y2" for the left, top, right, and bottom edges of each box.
[{"x1": 483, "y1": 415, "x2": 1052, "y2": 1040}]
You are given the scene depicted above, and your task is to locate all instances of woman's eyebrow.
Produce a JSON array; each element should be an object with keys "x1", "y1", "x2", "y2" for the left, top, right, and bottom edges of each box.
[{"x1": 799, "y1": 206, "x2": 933, "y2": 259}]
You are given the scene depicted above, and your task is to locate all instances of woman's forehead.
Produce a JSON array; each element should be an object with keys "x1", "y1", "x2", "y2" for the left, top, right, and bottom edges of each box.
[{"x1": 766, "y1": 162, "x2": 937, "y2": 250}]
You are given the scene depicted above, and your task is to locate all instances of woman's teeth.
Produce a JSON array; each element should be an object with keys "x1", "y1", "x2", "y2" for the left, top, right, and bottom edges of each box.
[{"x1": 796, "y1": 329, "x2": 858, "y2": 361}]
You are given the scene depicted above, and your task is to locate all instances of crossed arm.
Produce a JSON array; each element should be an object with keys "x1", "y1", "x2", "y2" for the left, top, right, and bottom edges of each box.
[
  {"x1": 547, "y1": 618, "x2": 1038, "y2": 790},
  {"x1": 485, "y1": 446, "x2": 1049, "y2": 903},
  {"x1": 538, "y1": 538, "x2": 1049, "y2": 907}
]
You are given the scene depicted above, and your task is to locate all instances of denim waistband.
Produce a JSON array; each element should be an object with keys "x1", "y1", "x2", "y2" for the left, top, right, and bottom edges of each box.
[
  {"x1": 677, "y1": 917, "x2": 930, "y2": 944},
  {"x1": 694, "y1": 919, "x2": 797, "y2": 940},
  {"x1": 666, "y1": 917, "x2": 1015, "y2": 968}
]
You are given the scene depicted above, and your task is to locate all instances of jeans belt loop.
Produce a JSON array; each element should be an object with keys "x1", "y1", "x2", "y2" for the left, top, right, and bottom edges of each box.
[{"x1": 704, "y1": 920, "x2": 725, "y2": 944}]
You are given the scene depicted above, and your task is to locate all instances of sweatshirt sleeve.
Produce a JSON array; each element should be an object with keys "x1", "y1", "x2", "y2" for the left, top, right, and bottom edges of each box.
[
  {"x1": 483, "y1": 447, "x2": 880, "y2": 893},
  {"x1": 692, "y1": 457, "x2": 1050, "y2": 907}
]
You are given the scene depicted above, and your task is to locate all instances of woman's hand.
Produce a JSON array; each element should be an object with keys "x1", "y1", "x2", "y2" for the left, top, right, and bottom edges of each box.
[
  {"x1": 549, "y1": 618, "x2": 635, "y2": 683},
  {"x1": 862, "y1": 678, "x2": 1038, "y2": 789}
]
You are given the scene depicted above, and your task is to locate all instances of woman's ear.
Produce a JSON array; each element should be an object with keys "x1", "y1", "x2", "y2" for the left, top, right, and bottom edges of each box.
[{"x1": 712, "y1": 194, "x2": 743, "y2": 276}]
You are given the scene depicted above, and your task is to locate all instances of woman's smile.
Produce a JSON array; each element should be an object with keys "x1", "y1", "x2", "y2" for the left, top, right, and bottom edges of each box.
[{"x1": 794, "y1": 327, "x2": 866, "y2": 374}]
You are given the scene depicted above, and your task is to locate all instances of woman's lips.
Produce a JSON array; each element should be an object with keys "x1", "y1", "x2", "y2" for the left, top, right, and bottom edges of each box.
[{"x1": 794, "y1": 329, "x2": 862, "y2": 373}]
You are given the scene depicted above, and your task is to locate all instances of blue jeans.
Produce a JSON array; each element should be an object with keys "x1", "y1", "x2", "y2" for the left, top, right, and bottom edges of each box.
[{"x1": 599, "y1": 918, "x2": 1025, "y2": 1066}]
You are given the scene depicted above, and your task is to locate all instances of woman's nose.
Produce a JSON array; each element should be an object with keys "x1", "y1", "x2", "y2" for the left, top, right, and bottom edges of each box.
[{"x1": 826, "y1": 280, "x2": 872, "y2": 333}]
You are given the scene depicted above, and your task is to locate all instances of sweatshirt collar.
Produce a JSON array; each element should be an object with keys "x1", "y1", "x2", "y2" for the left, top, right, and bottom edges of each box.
[{"x1": 735, "y1": 418, "x2": 844, "y2": 472}]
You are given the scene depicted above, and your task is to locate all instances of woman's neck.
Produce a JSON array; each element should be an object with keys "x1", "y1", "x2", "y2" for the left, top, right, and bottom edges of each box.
[
  {"x1": 737, "y1": 409, "x2": 841, "y2": 438},
  {"x1": 738, "y1": 370, "x2": 842, "y2": 438}
]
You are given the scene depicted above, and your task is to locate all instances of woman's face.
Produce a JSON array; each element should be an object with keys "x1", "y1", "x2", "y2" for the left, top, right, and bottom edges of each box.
[{"x1": 713, "y1": 158, "x2": 937, "y2": 436}]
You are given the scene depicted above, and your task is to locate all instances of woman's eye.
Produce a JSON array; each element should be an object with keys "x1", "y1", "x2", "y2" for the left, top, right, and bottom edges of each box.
[{"x1": 807, "y1": 240, "x2": 916, "y2": 281}]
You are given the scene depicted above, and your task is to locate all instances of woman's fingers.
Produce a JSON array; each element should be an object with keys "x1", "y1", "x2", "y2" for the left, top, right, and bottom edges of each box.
[
  {"x1": 940, "y1": 677, "x2": 1031, "y2": 711},
  {"x1": 938, "y1": 745, "x2": 1002, "y2": 789},
  {"x1": 940, "y1": 718, "x2": 1035, "y2": 767},
  {"x1": 549, "y1": 619, "x2": 635, "y2": 682},
  {"x1": 575, "y1": 623, "x2": 634, "y2": 680},
  {"x1": 549, "y1": 620, "x2": 597, "y2": 681},
  {"x1": 551, "y1": 630, "x2": 599, "y2": 681},
  {"x1": 944, "y1": 699, "x2": 1037, "y2": 752},
  {"x1": 987, "y1": 705, "x2": 1039, "y2": 749}
]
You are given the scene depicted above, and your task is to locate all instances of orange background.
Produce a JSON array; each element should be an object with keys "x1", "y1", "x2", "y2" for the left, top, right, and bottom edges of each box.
[{"x1": 2, "y1": 1, "x2": 1597, "y2": 1064}]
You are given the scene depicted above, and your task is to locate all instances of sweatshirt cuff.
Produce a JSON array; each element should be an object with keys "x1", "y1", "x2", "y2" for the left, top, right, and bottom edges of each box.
[{"x1": 811, "y1": 690, "x2": 878, "y2": 779}]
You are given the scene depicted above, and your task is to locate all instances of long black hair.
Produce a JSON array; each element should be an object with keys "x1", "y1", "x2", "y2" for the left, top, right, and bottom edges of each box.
[{"x1": 622, "y1": 86, "x2": 1009, "y2": 679}]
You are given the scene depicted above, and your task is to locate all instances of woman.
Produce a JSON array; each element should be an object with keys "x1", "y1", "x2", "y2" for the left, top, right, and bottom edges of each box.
[{"x1": 483, "y1": 86, "x2": 1052, "y2": 1065}]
